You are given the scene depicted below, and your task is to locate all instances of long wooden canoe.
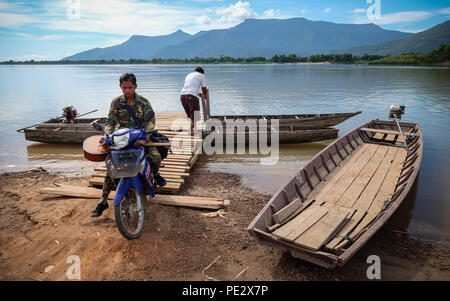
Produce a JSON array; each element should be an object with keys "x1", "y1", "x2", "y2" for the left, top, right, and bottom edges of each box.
[
  {"x1": 212, "y1": 111, "x2": 361, "y2": 128},
  {"x1": 247, "y1": 119, "x2": 423, "y2": 268},
  {"x1": 205, "y1": 127, "x2": 339, "y2": 144},
  {"x1": 21, "y1": 111, "x2": 360, "y2": 144}
]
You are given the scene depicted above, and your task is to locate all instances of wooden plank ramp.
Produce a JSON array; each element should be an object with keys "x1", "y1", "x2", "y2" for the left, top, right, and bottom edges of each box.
[{"x1": 89, "y1": 120, "x2": 203, "y2": 194}]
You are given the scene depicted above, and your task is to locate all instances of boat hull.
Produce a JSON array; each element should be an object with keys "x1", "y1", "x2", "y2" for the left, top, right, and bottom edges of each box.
[
  {"x1": 247, "y1": 119, "x2": 423, "y2": 268},
  {"x1": 211, "y1": 111, "x2": 361, "y2": 128}
]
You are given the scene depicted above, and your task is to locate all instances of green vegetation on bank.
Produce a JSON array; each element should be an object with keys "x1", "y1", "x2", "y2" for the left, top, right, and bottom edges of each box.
[
  {"x1": 368, "y1": 44, "x2": 450, "y2": 66},
  {"x1": 0, "y1": 53, "x2": 384, "y2": 65},
  {"x1": 1, "y1": 45, "x2": 448, "y2": 65}
]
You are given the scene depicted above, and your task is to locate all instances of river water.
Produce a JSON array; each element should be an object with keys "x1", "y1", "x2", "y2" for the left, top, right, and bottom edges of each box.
[{"x1": 0, "y1": 64, "x2": 449, "y2": 246}]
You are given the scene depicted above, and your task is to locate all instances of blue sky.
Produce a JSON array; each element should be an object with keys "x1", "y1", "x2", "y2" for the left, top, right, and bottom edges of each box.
[{"x1": 0, "y1": 0, "x2": 449, "y2": 61}]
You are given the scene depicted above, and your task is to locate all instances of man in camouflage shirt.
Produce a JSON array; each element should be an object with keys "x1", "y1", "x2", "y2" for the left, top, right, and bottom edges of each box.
[{"x1": 91, "y1": 73, "x2": 166, "y2": 218}]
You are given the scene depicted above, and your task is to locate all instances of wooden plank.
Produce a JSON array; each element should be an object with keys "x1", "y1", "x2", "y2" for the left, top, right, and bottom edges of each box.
[
  {"x1": 93, "y1": 171, "x2": 183, "y2": 181},
  {"x1": 360, "y1": 127, "x2": 418, "y2": 137},
  {"x1": 166, "y1": 154, "x2": 193, "y2": 160},
  {"x1": 188, "y1": 154, "x2": 199, "y2": 167},
  {"x1": 335, "y1": 146, "x2": 389, "y2": 208},
  {"x1": 385, "y1": 134, "x2": 396, "y2": 142},
  {"x1": 273, "y1": 205, "x2": 326, "y2": 239},
  {"x1": 325, "y1": 147, "x2": 399, "y2": 249},
  {"x1": 40, "y1": 184, "x2": 222, "y2": 208},
  {"x1": 162, "y1": 158, "x2": 191, "y2": 164},
  {"x1": 152, "y1": 195, "x2": 223, "y2": 209},
  {"x1": 284, "y1": 206, "x2": 329, "y2": 242},
  {"x1": 161, "y1": 164, "x2": 190, "y2": 171},
  {"x1": 325, "y1": 209, "x2": 365, "y2": 250},
  {"x1": 318, "y1": 144, "x2": 380, "y2": 204},
  {"x1": 93, "y1": 168, "x2": 189, "y2": 176},
  {"x1": 373, "y1": 133, "x2": 385, "y2": 140},
  {"x1": 335, "y1": 147, "x2": 407, "y2": 250},
  {"x1": 351, "y1": 147, "x2": 399, "y2": 210},
  {"x1": 272, "y1": 198, "x2": 303, "y2": 224},
  {"x1": 160, "y1": 171, "x2": 190, "y2": 177},
  {"x1": 294, "y1": 209, "x2": 349, "y2": 251},
  {"x1": 159, "y1": 166, "x2": 186, "y2": 172},
  {"x1": 303, "y1": 143, "x2": 370, "y2": 205},
  {"x1": 88, "y1": 177, "x2": 181, "y2": 190}
]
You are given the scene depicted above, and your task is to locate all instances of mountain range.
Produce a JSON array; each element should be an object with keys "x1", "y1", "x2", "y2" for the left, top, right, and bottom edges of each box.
[
  {"x1": 63, "y1": 18, "x2": 450, "y2": 60},
  {"x1": 345, "y1": 20, "x2": 450, "y2": 56}
]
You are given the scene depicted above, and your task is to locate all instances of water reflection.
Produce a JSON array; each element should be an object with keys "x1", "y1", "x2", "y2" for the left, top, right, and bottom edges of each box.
[
  {"x1": 24, "y1": 143, "x2": 102, "y2": 177},
  {"x1": 26, "y1": 143, "x2": 84, "y2": 161},
  {"x1": 198, "y1": 140, "x2": 333, "y2": 195}
]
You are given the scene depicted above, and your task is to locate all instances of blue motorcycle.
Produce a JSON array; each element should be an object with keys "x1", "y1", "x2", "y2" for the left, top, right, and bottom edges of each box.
[{"x1": 91, "y1": 111, "x2": 164, "y2": 239}]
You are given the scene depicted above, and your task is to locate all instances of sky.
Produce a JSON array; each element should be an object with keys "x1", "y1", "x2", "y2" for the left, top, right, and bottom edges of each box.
[{"x1": 0, "y1": 0, "x2": 449, "y2": 61}]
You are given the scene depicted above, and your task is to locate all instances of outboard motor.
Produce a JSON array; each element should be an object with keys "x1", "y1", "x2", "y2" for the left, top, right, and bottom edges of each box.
[
  {"x1": 389, "y1": 105, "x2": 405, "y2": 120},
  {"x1": 388, "y1": 104, "x2": 409, "y2": 153},
  {"x1": 62, "y1": 105, "x2": 78, "y2": 123}
]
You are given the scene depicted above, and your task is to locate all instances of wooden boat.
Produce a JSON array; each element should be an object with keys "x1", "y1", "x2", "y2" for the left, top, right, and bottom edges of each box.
[
  {"x1": 212, "y1": 111, "x2": 361, "y2": 128},
  {"x1": 22, "y1": 118, "x2": 106, "y2": 144},
  {"x1": 207, "y1": 126, "x2": 339, "y2": 144},
  {"x1": 20, "y1": 111, "x2": 360, "y2": 144},
  {"x1": 247, "y1": 119, "x2": 423, "y2": 268}
]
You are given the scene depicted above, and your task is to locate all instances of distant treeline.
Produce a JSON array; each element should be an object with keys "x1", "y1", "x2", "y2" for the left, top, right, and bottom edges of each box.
[
  {"x1": 368, "y1": 44, "x2": 450, "y2": 65},
  {"x1": 0, "y1": 53, "x2": 385, "y2": 65},
  {"x1": 1, "y1": 46, "x2": 448, "y2": 65}
]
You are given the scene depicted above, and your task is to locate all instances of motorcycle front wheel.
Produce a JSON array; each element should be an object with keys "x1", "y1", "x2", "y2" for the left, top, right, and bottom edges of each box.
[{"x1": 114, "y1": 187, "x2": 145, "y2": 240}]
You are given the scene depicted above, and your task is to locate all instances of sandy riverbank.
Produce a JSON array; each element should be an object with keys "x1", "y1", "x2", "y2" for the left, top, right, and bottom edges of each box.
[{"x1": 0, "y1": 168, "x2": 449, "y2": 281}]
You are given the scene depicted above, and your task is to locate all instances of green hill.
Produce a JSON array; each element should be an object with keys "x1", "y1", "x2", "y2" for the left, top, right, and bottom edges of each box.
[
  {"x1": 347, "y1": 21, "x2": 450, "y2": 56},
  {"x1": 368, "y1": 44, "x2": 450, "y2": 65}
]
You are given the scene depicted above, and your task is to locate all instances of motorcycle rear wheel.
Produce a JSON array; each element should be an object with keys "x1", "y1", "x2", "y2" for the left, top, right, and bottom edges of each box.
[{"x1": 114, "y1": 187, "x2": 145, "y2": 240}]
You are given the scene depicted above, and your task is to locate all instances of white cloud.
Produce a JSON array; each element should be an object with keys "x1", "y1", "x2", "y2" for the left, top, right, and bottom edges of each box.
[
  {"x1": 263, "y1": 9, "x2": 275, "y2": 18},
  {"x1": 401, "y1": 28, "x2": 426, "y2": 33},
  {"x1": 0, "y1": 0, "x2": 295, "y2": 37},
  {"x1": 0, "y1": 12, "x2": 36, "y2": 27},
  {"x1": 351, "y1": 10, "x2": 433, "y2": 25},
  {"x1": 216, "y1": 1, "x2": 257, "y2": 27},
  {"x1": 0, "y1": 31, "x2": 64, "y2": 40},
  {"x1": 0, "y1": 0, "x2": 202, "y2": 36},
  {"x1": 262, "y1": 9, "x2": 287, "y2": 19},
  {"x1": 438, "y1": 7, "x2": 450, "y2": 15},
  {"x1": 324, "y1": 8, "x2": 331, "y2": 13},
  {"x1": 353, "y1": 8, "x2": 366, "y2": 14},
  {"x1": 196, "y1": 15, "x2": 212, "y2": 25},
  {"x1": 301, "y1": 9, "x2": 307, "y2": 14},
  {"x1": 3, "y1": 54, "x2": 54, "y2": 61}
]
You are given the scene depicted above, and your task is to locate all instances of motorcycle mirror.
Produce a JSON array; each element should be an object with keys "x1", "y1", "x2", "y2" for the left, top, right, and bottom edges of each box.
[
  {"x1": 144, "y1": 110, "x2": 155, "y2": 122},
  {"x1": 92, "y1": 121, "x2": 103, "y2": 131}
]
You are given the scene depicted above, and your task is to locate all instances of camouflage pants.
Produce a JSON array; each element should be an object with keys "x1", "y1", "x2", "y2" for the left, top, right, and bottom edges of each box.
[{"x1": 102, "y1": 146, "x2": 161, "y2": 198}]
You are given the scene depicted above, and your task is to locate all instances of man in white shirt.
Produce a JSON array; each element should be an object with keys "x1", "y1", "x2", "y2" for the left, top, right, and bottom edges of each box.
[{"x1": 180, "y1": 67, "x2": 208, "y2": 134}]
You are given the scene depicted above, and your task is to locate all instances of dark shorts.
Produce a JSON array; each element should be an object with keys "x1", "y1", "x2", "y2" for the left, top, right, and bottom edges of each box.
[{"x1": 180, "y1": 94, "x2": 200, "y2": 120}]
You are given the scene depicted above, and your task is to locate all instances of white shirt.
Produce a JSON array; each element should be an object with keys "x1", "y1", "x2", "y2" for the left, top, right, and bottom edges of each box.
[{"x1": 181, "y1": 71, "x2": 207, "y2": 96}]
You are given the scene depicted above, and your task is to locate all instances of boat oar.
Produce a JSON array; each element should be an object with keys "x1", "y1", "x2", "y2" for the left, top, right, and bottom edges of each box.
[{"x1": 16, "y1": 109, "x2": 98, "y2": 132}]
